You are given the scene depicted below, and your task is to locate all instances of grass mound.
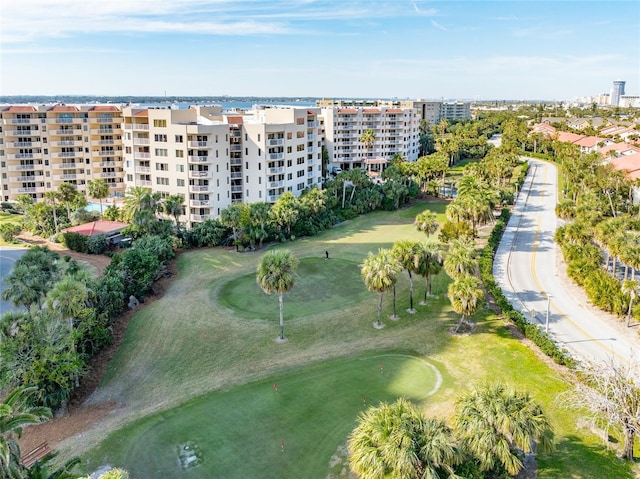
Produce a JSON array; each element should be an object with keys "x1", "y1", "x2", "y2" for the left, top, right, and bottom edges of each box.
[{"x1": 218, "y1": 257, "x2": 369, "y2": 320}]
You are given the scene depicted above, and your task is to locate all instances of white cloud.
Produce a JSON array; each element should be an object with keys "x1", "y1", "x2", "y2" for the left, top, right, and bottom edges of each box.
[{"x1": 431, "y1": 20, "x2": 447, "y2": 31}]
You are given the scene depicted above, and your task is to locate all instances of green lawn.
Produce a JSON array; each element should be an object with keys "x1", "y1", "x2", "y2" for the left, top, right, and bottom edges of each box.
[{"x1": 71, "y1": 200, "x2": 634, "y2": 478}]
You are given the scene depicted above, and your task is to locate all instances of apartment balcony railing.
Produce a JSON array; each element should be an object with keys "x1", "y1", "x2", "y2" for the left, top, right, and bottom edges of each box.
[
  {"x1": 133, "y1": 137, "x2": 150, "y2": 145},
  {"x1": 12, "y1": 187, "x2": 38, "y2": 194},
  {"x1": 10, "y1": 164, "x2": 37, "y2": 171},
  {"x1": 267, "y1": 195, "x2": 279, "y2": 203},
  {"x1": 52, "y1": 152, "x2": 80, "y2": 158},
  {"x1": 97, "y1": 150, "x2": 118, "y2": 157},
  {"x1": 96, "y1": 118, "x2": 115, "y2": 123},
  {"x1": 268, "y1": 167, "x2": 284, "y2": 175},
  {"x1": 307, "y1": 171, "x2": 314, "y2": 178},
  {"x1": 14, "y1": 175, "x2": 44, "y2": 182},
  {"x1": 55, "y1": 140, "x2": 79, "y2": 146},
  {"x1": 188, "y1": 155, "x2": 209, "y2": 163},
  {"x1": 10, "y1": 141, "x2": 41, "y2": 148},
  {"x1": 191, "y1": 199, "x2": 213, "y2": 207},
  {"x1": 135, "y1": 166, "x2": 151, "y2": 173},
  {"x1": 229, "y1": 130, "x2": 242, "y2": 138},
  {"x1": 100, "y1": 172, "x2": 118, "y2": 178},
  {"x1": 307, "y1": 146, "x2": 315, "y2": 153},
  {"x1": 231, "y1": 185, "x2": 243, "y2": 193},
  {"x1": 189, "y1": 171, "x2": 211, "y2": 179},
  {"x1": 190, "y1": 185, "x2": 211, "y2": 192},
  {"x1": 230, "y1": 158, "x2": 242, "y2": 166},
  {"x1": 268, "y1": 153, "x2": 283, "y2": 160},
  {"x1": 50, "y1": 117, "x2": 82, "y2": 124},
  {"x1": 307, "y1": 121, "x2": 319, "y2": 127},
  {"x1": 134, "y1": 152, "x2": 151, "y2": 159},
  {"x1": 133, "y1": 124, "x2": 149, "y2": 130},
  {"x1": 190, "y1": 214, "x2": 210, "y2": 222},
  {"x1": 268, "y1": 180, "x2": 284, "y2": 188},
  {"x1": 230, "y1": 172, "x2": 243, "y2": 180},
  {"x1": 98, "y1": 139, "x2": 115, "y2": 145},
  {"x1": 230, "y1": 145, "x2": 242, "y2": 152},
  {"x1": 91, "y1": 128, "x2": 115, "y2": 135},
  {"x1": 8, "y1": 130, "x2": 37, "y2": 136},
  {"x1": 52, "y1": 129, "x2": 80, "y2": 135},
  {"x1": 138, "y1": 180, "x2": 152, "y2": 187},
  {"x1": 9, "y1": 118, "x2": 32, "y2": 124},
  {"x1": 188, "y1": 141, "x2": 211, "y2": 148},
  {"x1": 54, "y1": 174, "x2": 78, "y2": 180},
  {"x1": 7, "y1": 153, "x2": 36, "y2": 160},
  {"x1": 99, "y1": 161, "x2": 118, "y2": 167},
  {"x1": 267, "y1": 138, "x2": 284, "y2": 146}
]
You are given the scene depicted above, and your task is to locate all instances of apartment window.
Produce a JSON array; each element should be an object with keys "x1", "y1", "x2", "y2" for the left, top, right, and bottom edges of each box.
[
  {"x1": 215, "y1": 135, "x2": 218, "y2": 143},
  {"x1": 246, "y1": 189, "x2": 249, "y2": 197},
  {"x1": 258, "y1": 177, "x2": 261, "y2": 184},
  {"x1": 126, "y1": 160, "x2": 131, "y2": 168},
  {"x1": 177, "y1": 179, "x2": 185, "y2": 187},
  {"x1": 153, "y1": 120, "x2": 167, "y2": 127},
  {"x1": 127, "y1": 174, "x2": 133, "y2": 182},
  {"x1": 287, "y1": 132, "x2": 293, "y2": 140},
  {"x1": 217, "y1": 193, "x2": 220, "y2": 201},
  {"x1": 175, "y1": 135, "x2": 183, "y2": 143},
  {"x1": 257, "y1": 134, "x2": 261, "y2": 141},
  {"x1": 216, "y1": 150, "x2": 219, "y2": 158},
  {"x1": 44, "y1": 148, "x2": 48, "y2": 154},
  {"x1": 297, "y1": 170, "x2": 304, "y2": 178},
  {"x1": 245, "y1": 148, "x2": 248, "y2": 155},
  {"x1": 287, "y1": 146, "x2": 292, "y2": 154},
  {"x1": 126, "y1": 146, "x2": 132, "y2": 154},
  {"x1": 297, "y1": 144, "x2": 304, "y2": 151},
  {"x1": 154, "y1": 134, "x2": 167, "y2": 142},
  {"x1": 287, "y1": 173, "x2": 293, "y2": 180},
  {"x1": 216, "y1": 165, "x2": 219, "y2": 173},
  {"x1": 155, "y1": 148, "x2": 168, "y2": 157},
  {"x1": 245, "y1": 133, "x2": 248, "y2": 141},
  {"x1": 156, "y1": 177, "x2": 169, "y2": 185},
  {"x1": 258, "y1": 149, "x2": 261, "y2": 156},
  {"x1": 259, "y1": 191, "x2": 262, "y2": 199},
  {"x1": 176, "y1": 164, "x2": 184, "y2": 172},
  {"x1": 287, "y1": 160, "x2": 292, "y2": 167},
  {"x1": 297, "y1": 131, "x2": 304, "y2": 139},
  {"x1": 258, "y1": 163, "x2": 261, "y2": 170},
  {"x1": 296, "y1": 118, "x2": 304, "y2": 125},
  {"x1": 245, "y1": 162, "x2": 249, "y2": 169},
  {"x1": 156, "y1": 163, "x2": 168, "y2": 171},
  {"x1": 216, "y1": 179, "x2": 220, "y2": 187},
  {"x1": 246, "y1": 176, "x2": 249, "y2": 183},
  {"x1": 297, "y1": 157, "x2": 304, "y2": 165},
  {"x1": 176, "y1": 150, "x2": 184, "y2": 158},
  {"x1": 297, "y1": 182, "x2": 304, "y2": 191}
]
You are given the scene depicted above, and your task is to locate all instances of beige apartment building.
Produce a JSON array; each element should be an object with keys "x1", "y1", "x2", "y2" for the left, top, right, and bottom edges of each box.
[
  {"x1": 0, "y1": 105, "x2": 124, "y2": 202},
  {"x1": 121, "y1": 105, "x2": 323, "y2": 226},
  {"x1": 321, "y1": 105, "x2": 421, "y2": 173}
]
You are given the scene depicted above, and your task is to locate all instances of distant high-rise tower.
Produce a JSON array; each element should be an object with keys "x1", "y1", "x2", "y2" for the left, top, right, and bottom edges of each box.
[{"x1": 611, "y1": 80, "x2": 626, "y2": 106}]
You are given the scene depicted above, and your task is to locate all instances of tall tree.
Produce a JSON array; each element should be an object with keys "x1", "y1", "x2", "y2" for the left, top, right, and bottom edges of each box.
[
  {"x1": 415, "y1": 239, "x2": 444, "y2": 305},
  {"x1": 348, "y1": 397, "x2": 462, "y2": 479},
  {"x1": 162, "y1": 194, "x2": 185, "y2": 228},
  {"x1": 360, "y1": 129, "x2": 375, "y2": 157},
  {"x1": 248, "y1": 202, "x2": 272, "y2": 249},
  {"x1": 256, "y1": 249, "x2": 299, "y2": 341},
  {"x1": 392, "y1": 240, "x2": 420, "y2": 313},
  {"x1": 414, "y1": 209, "x2": 439, "y2": 237},
  {"x1": 0, "y1": 387, "x2": 51, "y2": 478},
  {"x1": 447, "y1": 275, "x2": 484, "y2": 333},
  {"x1": 88, "y1": 178, "x2": 110, "y2": 216},
  {"x1": 444, "y1": 239, "x2": 477, "y2": 280},
  {"x1": 43, "y1": 191, "x2": 60, "y2": 233},
  {"x1": 360, "y1": 249, "x2": 401, "y2": 328},
  {"x1": 57, "y1": 183, "x2": 80, "y2": 221},
  {"x1": 621, "y1": 279, "x2": 639, "y2": 327},
  {"x1": 455, "y1": 384, "x2": 554, "y2": 476}
]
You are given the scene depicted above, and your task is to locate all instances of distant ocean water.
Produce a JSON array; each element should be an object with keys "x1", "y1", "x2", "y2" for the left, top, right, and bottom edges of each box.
[{"x1": 0, "y1": 96, "x2": 322, "y2": 109}]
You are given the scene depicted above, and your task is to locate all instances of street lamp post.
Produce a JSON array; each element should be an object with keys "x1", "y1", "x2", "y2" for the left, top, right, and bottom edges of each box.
[{"x1": 545, "y1": 293, "x2": 551, "y2": 333}]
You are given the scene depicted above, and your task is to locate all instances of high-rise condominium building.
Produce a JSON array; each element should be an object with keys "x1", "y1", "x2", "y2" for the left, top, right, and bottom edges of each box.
[
  {"x1": 0, "y1": 105, "x2": 125, "y2": 203},
  {"x1": 611, "y1": 80, "x2": 626, "y2": 107}
]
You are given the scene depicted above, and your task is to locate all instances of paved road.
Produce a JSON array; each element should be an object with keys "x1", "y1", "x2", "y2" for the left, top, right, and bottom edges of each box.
[
  {"x1": 494, "y1": 158, "x2": 638, "y2": 367},
  {"x1": 0, "y1": 246, "x2": 27, "y2": 315}
]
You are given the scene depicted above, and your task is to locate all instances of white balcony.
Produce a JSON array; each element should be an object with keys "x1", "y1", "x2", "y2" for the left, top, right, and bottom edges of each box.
[
  {"x1": 268, "y1": 180, "x2": 284, "y2": 188},
  {"x1": 12, "y1": 187, "x2": 38, "y2": 194},
  {"x1": 188, "y1": 141, "x2": 211, "y2": 148},
  {"x1": 52, "y1": 129, "x2": 81, "y2": 135},
  {"x1": 56, "y1": 162, "x2": 80, "y2": 169},
  {"x1": 268, "y1": 153, "x2": 284, "y2": 160},
  {"x1": 91, "y1": 128, "x2": 115, "y2": 135},
  {"x1": 188, "y1": 155, "x2": 209, "y2": 163},
  {"x1": 189, "y1": 171, "x2": 211, "y2": 179},
  {"x1": 14, "y1": 174, "x2": 43, "y2": 182},
  {"x1": 230, "y1": 185, "x2": 243, "y2": 193},
  {"x1": 267, "y1": 138, "x2": 284, "y2": 146},
  {"x1": 8, "y1": 130, "x2": 38, "y2": 136},
  {"x1": 51, "y1": 117, "x2": 81, "y2": 124},
  {"x1": 138, "y1": 180, "x2": 152, "y2": 187},
  {"x1": 307, "y1": 171, "x2": 314, "y2": 178},
  {"x1": 133, "y1": 137, "x2": 150, "y2": 145},
  {"x1": 100, "y1": 172, "x2": 118, "y2": 178},
  {"x1": 98, "y1": 139, "x2": 115, "y2": 145},
  {"x1": 190, "y1": 185, "x2": 211, "y2": 192},
  {"x1": 230, "y1": 145, "x2": 242, "y2": 152},
  {"x1": 7, "y1": 153, "x2": 36, "y2": 160},
  {"x1": 10, "y1": 164, "x2": 36, "y2": 171},
  {"x1": 191, "y1": 199, "x2": 213, "y2": 207},
  {"x1": 54, "y1": 174, "x2": 78, "y2": 180},
  {"x1": 97, "y1": 150, "x2": 118, "y2": 157},
  {"x1": 10, "y1": 141, "x2": 41, "y2": 148},
  {"x1": 52, "y1": 152, "x2": 80, "y2": 159},
  {"x1": 134, "y1": 152, "x2": 151, "y2": 159},
  {"x1": 267, "y1": 195, "x2": 279, "y2": 203},
  {"x1": 268, "y1": 167, "x2": 284, "y2": 174},
  {"x1": 133, "y1": 124, "x2": 149, "y2": 130},
  {"x1": 307, "y1": 121, "x2": 319, "y2": 127},
  {"x1": 135, "y1": 166, "x2": 151, "y2": 173},
  {"x1": 96, "y1": 117, "x2": 115, "y2": 123},
  {"x1": 190, "y1": 214, "x2": 210, "y2": 222},
  {"x1": 230, "y1": 158, "x2": 242, "y2": 166},
  {"x1": 230, "y1": 172, "x2": 243, "y2": 180},
  {"x1": 10, "y1": 118, "x2": 32, "y2": 124},
  {"x1": 56, "y1": 140, "x2": 79, "y2": 146}
]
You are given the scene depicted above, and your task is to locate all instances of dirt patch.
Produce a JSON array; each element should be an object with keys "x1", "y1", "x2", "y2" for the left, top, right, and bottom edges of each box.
[{"x1": 18, "y1": 238, "x2": 180, "y2": 455}]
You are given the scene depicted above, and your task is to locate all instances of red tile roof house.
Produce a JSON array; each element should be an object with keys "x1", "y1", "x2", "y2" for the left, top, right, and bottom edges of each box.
[{"x1": 62, "y1": 220, "x2": 129, "y2": 244}]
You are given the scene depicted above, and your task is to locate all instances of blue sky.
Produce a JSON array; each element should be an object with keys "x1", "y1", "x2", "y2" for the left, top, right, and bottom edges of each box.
[{"x1": 1, "y1": 0, "x2": 638, "y2": 100}]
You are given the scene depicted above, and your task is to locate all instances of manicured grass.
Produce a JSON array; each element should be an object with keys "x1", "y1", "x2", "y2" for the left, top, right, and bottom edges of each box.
[
  {"x1": 219, "y1": 258, "x2": 369, "y2": 320},
  {"x1": 71, "y1": 199, "x2": 634, "y2": 478},
  {"x1": 84, "y1": 354, "x2": 441, "y2": 478}
]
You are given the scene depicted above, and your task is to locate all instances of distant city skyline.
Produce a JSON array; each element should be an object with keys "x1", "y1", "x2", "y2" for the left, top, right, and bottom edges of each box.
[{"x1": 1, "y1": 0, "x2": 638, "y2": 100}]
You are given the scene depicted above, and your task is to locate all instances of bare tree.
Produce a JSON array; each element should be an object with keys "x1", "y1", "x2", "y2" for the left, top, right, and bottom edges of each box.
[{"x1": 558, "y1": 358, "x2": 640, "y2": 461}]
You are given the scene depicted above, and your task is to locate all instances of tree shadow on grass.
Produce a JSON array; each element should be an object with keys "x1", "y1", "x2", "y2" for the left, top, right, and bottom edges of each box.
[{"x1": 539, "y1": 434, "x2": 634, "y2": 478}]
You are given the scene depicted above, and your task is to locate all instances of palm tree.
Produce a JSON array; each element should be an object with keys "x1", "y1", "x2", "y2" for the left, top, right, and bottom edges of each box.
[
  {"x1": 360, "y1": 129, "x2": 375, "y2": 159},
  {"x1": 87, "y1": 178, "x2": 110, "y2": 216},
  {"x1": 454, "y1": 384, "x2": 554, "y2": 476},
  {"x1": 256, "y1": 249, "x2": 299, "y2": 341},
  {"x1": 444, "y1": 239, "x2": 477, "y2": 280},
  {"x1": 43, "y1": 191, "x2": 60, "y2": 233},
  {"x1": 0, "y1": 387, "x2": 51, "y2": 478},
  {"x1": 414, "y1": 209, "x2": 439, "y2": 237},
  {"x1": 360, "y1": 249, "x2": 401, "y2": 328},
  {"x1": 415, "y1": 239, "x2": 444, "y2": 305},
  {"x1": 348, "y1": 397, "x2": 462, "y2": 479},
  {"x1": 162, "y1": 194, "x2": 185, "y2": 228},
  {"x1": 392, "y1": 240, "x2": 420, "y2": 313},
  {"x1": 447, "y1": 275, "x2": 484, "y2": 333},
  {"x1": 621, "y1": 279, "x2": 639, "y2": 327},
  {"x1": 248, "y1": 202, "x2": 271, "y2": 249},
  {"x1": 57, "y1": 183, "x2": 79, "y2": 221}
]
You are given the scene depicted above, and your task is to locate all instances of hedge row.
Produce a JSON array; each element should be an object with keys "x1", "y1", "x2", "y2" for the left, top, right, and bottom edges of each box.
[{"x1": 479, "y1": 208, "x2": 577, "y2": 368}]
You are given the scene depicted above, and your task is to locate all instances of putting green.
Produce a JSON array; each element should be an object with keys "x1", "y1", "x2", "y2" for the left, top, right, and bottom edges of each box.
[
  {"x1": 83, "y1": 354, "x2": 442, "y2": 479},
  {"x1": 218, "y1": 257, "x2": 370, "y2": 320}
]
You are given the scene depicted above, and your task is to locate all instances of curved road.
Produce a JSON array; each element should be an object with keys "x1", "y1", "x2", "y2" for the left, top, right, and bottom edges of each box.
[{"x1": 494, "y1": 158, "x2": 638, "y2": 367}]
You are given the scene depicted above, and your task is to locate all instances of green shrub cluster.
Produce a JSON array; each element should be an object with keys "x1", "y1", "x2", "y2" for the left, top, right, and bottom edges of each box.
[{"x1": 479, "y1": 208, "x2": 576, "y2": 368}]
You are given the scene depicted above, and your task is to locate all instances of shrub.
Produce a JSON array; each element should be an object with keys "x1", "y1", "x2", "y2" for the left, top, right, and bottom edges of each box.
[
  {"x1": 0, "y1": 222, "x2": 21, "y2": 242},
  {"x1": 86, "y1": 233, "x2": 109, "y2": 254},
  {"x1": 132, "y1": 234, "x2": 175, "y2": 262},
  {"x1": 61, "y1": 232, "x2": 88, "y2": 253}
]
